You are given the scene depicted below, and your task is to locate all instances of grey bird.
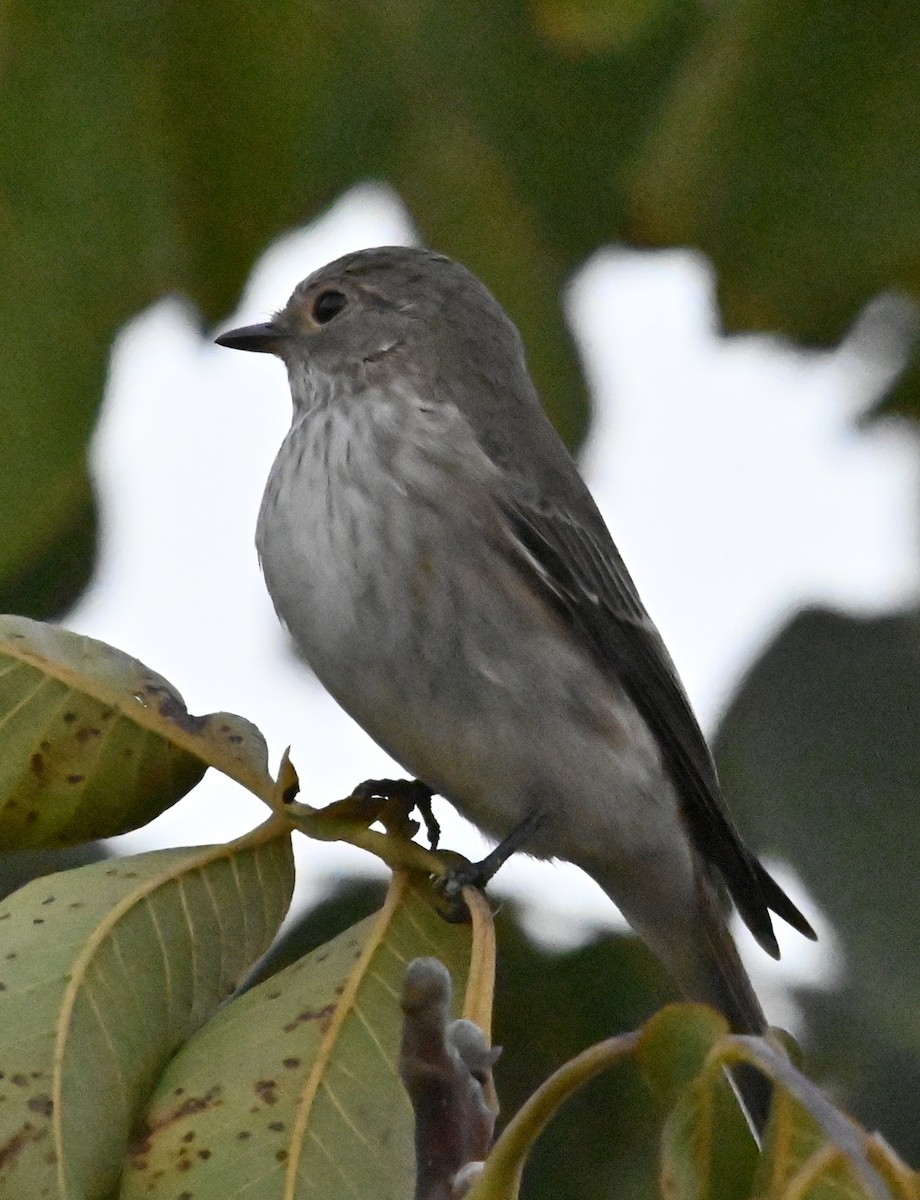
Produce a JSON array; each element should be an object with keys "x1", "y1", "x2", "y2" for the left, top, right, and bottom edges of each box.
[{"x1": 217, "y1": 245, "x2": 815, "y2": 1128}]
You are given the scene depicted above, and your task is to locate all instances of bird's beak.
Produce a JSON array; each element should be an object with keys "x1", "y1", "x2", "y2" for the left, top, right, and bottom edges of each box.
[{"x1": 215, "y1": 321, "x2": 286, "y2": 354}]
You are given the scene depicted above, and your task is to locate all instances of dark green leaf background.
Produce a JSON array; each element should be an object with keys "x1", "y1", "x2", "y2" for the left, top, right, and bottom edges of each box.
[{"x1": 2, "y1": 0, "x2": 918, "y2": 1179}]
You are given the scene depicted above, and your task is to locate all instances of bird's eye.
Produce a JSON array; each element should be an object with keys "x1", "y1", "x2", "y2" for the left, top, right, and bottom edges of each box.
[{"x1": 312, "y1": 290, "x2": 348, "y2": 324}]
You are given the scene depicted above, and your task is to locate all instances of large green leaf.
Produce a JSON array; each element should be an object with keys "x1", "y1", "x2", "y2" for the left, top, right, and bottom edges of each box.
[
  {"x1": 0, "y1": 832, "x2": 294, "y2": 1199},
  {"x1": 715, "y1": 608, "x2": 920, "y2": 1157},
  {"x1": 715, "y1": 609, "x2": 920, "y2": 1047},
  {"x1": 0, "y1": 3, "x2": 169, "y2": 603},
  {"x1": 0, "y1": 480, "x2": 97, "y2": 623},
  {"x1": 0, "y1": 616, "x2": 273, "y2": 848},
  {"x1": 119, "y1": 873, "x2": 473, "y2": 1200},
  {"x1": 627, "y1": 0, "x2": 920, "y2": 415}
]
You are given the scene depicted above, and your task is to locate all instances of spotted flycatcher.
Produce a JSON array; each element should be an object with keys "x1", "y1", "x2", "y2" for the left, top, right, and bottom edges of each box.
[{"x1": 217, "y1": 246, "x2": 814, "y2": 1126}]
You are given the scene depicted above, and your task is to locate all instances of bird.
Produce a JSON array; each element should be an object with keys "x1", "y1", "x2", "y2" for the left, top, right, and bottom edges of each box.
[{"x1": 216, "y1": 245, "x2": 815, "y2": 1131}]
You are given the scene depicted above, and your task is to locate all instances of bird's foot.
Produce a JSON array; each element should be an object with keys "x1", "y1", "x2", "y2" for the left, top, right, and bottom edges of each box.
[
  {"x1": 351, "y1": 777, "x2": 440, "y2": 849},
  {"x1": 435, "y1": 808, "x2": 547, "y2": 922}
]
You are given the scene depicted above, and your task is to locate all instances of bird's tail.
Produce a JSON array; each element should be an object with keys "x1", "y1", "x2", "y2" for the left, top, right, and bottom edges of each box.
[
  {"x1": 683, "y1": 871, "x2": 767, "y2": 1036},
  {"x1": 674, "y1": 873, "x2": 773, "y2": 1138},
  {"x1": 590, "y1": 861, "x2": 773, "y2": 1138}
]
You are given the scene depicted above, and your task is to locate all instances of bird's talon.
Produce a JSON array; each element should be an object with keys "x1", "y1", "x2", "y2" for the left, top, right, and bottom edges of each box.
[
  {"x1": 350, "y1": 778, "x2": 440, "y2": 848},
  {"x1": 432, "y1": 862, "x2": 491, "y2": 923}
]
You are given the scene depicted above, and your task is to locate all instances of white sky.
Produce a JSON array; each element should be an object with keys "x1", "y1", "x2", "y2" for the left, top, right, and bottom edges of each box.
[{"x1": 67, "y1": 184, "x2": 919, "y2": 1026}]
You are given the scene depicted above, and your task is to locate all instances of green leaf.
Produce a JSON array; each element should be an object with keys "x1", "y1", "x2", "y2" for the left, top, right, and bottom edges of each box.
[
  {"x1": 733, "y1": 1038, "x2": 896, "y2": 1200},
  {"x1": 0, "y1": 831, "x2": 294, "y2": 1199},
  {"x1": 628, "y1": 0, "x2": 920, "y2": 348},
  {"x1": 755, "y1": 1095, "x2": 873, "y2": 1200},
  {"x1": 635, "y1": 1003, "x2": 727, "y2": 1107},
  {"x1": 119, "y1": 873, "x2": 473, "y2": 1200},
  {"x1": 257, "y1": 889, "x2": 678, "y2": 1200},
  {"x1": 636, "y1": 1006, "x2": 757, "y2": 1200},
  {"x1": 714, "y1": 609, "x2": 920, "y2": 1052},
  {"x1": 0, "y1": 479, "x2": 98, "y2": 623},
  {"x1": 158, "y1": 0, "x2": 362, "y2": 316},
  {"x1": 715, "y1": 608, "x2": 920, "y2": 1162},
  {"x1": 0, "y1": 3, "x2": 171, "y2": 610},
  {"x1": 659, "y1": 1078, "x2": 758, "y2": 1200},
  {"x1": 531, "y1": 0, "x2": 674, "y2": 54},
  {"x1": 467, "y1": 1031, "x2": 640, "y2": 1200},
  {"x1": 0, "y1": 616, "x2": 274, "y2": 848},
  {"x1": 377, "y1": 0, "x2": 701, "y2": 448},
  {"x1": 798, "y1": 990, "x2": 920, "y2": 1168}
]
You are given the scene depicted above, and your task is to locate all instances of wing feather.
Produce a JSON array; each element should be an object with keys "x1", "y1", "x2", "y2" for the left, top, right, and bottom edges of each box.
[{"x1": 498, "y1": 492, "x2": 815, "y2": 954}]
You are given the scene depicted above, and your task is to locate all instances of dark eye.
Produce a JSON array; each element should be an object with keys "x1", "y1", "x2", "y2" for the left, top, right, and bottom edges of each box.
[{"x1": 312, "y1": 289, "x2": 348, "y2": 324}]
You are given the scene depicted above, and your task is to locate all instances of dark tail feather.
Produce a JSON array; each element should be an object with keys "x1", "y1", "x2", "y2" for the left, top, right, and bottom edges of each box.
[
  {"x1": 679, "y1": 874, "x2": 774, "y2": 1140},
  {"x1": 690, "y1": 886, "x2": 767, "y2": 1034},
  {"x1": 588, "y1": 860, "x2": 776, "y2": 1139},
  {"x1": 751, "y1": 857, "x2": 817, "y2": 943}
]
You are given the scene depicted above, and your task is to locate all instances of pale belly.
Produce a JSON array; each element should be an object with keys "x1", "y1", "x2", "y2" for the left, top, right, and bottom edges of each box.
[{"x1": 256, "y1": 403, "x2": 693, "y2": 901}]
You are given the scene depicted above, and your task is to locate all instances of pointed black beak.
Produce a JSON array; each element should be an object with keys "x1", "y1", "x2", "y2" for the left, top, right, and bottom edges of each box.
[{"x1": 215, "y1": 321, "x2": 286, "y2": 354}]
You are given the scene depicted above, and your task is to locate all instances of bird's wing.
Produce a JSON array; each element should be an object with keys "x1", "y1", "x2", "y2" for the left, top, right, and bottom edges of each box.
[{"x1": 497, "y1": 490, "x2": 815, "y2": 955}]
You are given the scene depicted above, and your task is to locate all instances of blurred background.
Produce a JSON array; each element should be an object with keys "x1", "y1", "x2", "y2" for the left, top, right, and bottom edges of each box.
[{"x1": 2, "y1": 3, "x2": 919, "y2": 1193}]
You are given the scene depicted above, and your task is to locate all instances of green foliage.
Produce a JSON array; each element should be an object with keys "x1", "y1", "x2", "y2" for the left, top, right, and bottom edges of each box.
[
  {"x1": 5, "y1": 1, "x2": 917, "y2": 607},
  {"x1": 0, "y1": 835, "x2": 294, "y2": 1198},
  {"x1": 715, "y1": 609, "x2": 920, "y2": 1158},
  {"x1": 0, "y1": 622, "x2": 916, "y2": 1197},
  {"x1": 0, "y1": 615, "x2": 272, "y2": 847},
  {"x1": 120, "y1": 877, "x2": 472, "y2": 1200},
  {"x1": 628, "y1": 0, "x2": 920, "y2": 374}
]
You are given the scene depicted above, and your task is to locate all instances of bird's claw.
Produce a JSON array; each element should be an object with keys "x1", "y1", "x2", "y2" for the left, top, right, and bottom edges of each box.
[
  {"x1": 432, "y1": 861, "x2": 495, "y2": 924},
  {"x1": 351, "y1": 777, "x2": 441, "y2": 849}
]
